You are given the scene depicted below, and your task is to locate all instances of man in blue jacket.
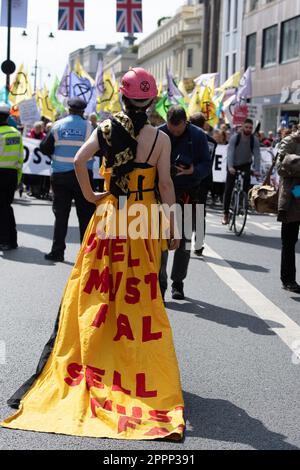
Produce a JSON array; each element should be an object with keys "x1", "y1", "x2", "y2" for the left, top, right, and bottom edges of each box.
[
  {"x1": 40, "y1": 98, "x2": 95, "y2": 262},
  {"x1": 159, "y1": 106, "x2": 212, "y2": 300}
]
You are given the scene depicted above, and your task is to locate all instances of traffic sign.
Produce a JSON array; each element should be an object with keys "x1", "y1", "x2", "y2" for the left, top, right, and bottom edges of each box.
[{"x1": 1, "y1": 59, "x2": 16, "y2": 75}]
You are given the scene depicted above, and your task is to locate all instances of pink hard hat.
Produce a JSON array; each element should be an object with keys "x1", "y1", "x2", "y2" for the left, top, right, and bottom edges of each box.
[{"x1": 120, "y1": 67, "x2": 158, "y2": 100}]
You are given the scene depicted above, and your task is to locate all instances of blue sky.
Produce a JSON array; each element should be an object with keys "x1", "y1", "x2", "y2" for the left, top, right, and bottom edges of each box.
[{"x1": 0, "y1": 0, "x2": 186, "y2": 89}]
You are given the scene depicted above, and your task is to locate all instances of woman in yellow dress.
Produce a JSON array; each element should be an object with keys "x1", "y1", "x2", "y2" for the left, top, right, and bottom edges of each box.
[{"x1": 1, "y1": 68, "x2": 185, "y2": 441}]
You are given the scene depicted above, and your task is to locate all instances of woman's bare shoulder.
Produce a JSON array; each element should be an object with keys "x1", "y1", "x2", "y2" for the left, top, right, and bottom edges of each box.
[
  {"x1": 157, "y1": 129, "x2": 171, "y2": 151},
  {"x1": 141, "y1": 125, "x2": 169, "y2": 143}
]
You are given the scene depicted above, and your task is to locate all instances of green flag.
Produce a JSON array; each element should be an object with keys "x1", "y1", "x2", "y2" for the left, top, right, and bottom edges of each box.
[
  {"x1": 155, "y1": 92, "x2": 187, "y2": 122},
  {"x1": 50, "y1": 77, "x2": 65, "y2": 114}
]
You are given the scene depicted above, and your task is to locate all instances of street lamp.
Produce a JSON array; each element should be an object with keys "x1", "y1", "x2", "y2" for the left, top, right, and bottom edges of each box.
[{"x1": 21, "y1": 25, "x2": 55, "y2": 92}]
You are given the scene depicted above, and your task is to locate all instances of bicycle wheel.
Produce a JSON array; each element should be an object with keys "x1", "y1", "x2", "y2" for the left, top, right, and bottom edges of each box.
[{"x1": 233, "y1": 191, "x2": 248, "y2": 236}]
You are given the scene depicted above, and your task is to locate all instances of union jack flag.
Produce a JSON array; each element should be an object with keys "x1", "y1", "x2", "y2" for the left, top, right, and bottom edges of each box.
[
  {"x1": 116, "y1": 0, "x2": 143, "y2": 34},
  {"x1": 58, "y1": 0, "x2": 85, "y2": 31}
]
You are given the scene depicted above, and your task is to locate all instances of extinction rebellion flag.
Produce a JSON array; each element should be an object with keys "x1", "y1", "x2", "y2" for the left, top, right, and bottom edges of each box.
[
  {"x1": 58, "y1": 0, "x2": 85, "y2": 31},
  {"x1": 116, "y1": 0, "x2": 143, "y2": 34}
]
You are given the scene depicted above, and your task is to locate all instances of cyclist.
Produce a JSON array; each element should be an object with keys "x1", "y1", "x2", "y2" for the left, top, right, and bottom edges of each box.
[{"x1": 222, "y1": 118, "x2": 261, "y2": 225}]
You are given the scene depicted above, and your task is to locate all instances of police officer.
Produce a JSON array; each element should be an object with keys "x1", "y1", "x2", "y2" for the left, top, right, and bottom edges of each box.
[
  {"x1": 40, "y1": 98, "x2": 95, "y2": 262},
  {"x1": 0, "y1": 103, "x2": 23, "y2": 251}
]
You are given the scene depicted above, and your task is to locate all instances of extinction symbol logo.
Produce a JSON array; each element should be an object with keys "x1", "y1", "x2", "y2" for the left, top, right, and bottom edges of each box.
[
  {"x1": 100, "y1": 79, "x2": 114, "y2": 105},
  {"x1": 61, "y1": 74, "x2": 70, "y2": 98},
  {"x1": 10, "y1": 72, "x2": 28, "y2": 97},
  {"x1": 140, "y1": 81, "x2": 150, "y2": 93},
  {"x1": 44, "y1": 92, "x2": 54, "y2": 112},
  {"x1": 73, "y1": 83, "x2": 92, "y2": 104}
]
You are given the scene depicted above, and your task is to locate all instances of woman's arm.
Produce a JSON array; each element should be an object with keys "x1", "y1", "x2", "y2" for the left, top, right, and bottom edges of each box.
[
  {"x1": 74, "y1": 129, "x2": 109, "y2": 204},
  {"x1": 157, "y1": 133, "x2": 180, "y2": 250}
]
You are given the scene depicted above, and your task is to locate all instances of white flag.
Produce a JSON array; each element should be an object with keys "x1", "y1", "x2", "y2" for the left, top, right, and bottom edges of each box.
[
  {"x1": 166, "y1": 68, "x2": 182, "y2": 101},
  {"x1": 1, "y1": 0, "x2": 28, "y2": 28},
  {"x1": 194, "y1": 73, "x2": 220, "y2": 88},
  {"x1": 69, "y1": 72, "x2": 96, "y2": 114},
  {"x1": 57, "y1": 64, "x2": 71, "y2": 105},
  {"x1": 223, "y1": 93, "x2": 237, "y2": 125},
  {"x1": 94, "y1": 60, "x2": 104, "y2": 98},
  {"x1": 237, "y1": 67, "x2": 252, "y2": 102}
]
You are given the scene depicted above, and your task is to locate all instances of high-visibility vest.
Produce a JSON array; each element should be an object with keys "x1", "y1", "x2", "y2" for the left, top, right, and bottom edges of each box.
[
  {"x1": 0, "y1": 125, "x2": 23, "y2": 182},
  {"x1": 51, "y1": 115, "x2": 93, "y2": 174}
]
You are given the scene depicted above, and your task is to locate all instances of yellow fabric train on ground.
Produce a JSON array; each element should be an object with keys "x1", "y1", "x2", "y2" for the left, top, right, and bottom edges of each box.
[{"x1": 1, "y1": 165, "x2": 185, "y2": 440}]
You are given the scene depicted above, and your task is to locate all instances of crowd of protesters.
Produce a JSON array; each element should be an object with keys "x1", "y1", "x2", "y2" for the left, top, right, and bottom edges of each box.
[
  {"x1": 10, "y1": 107, "x2": 300, "y2": 214},
  {"x1": 1, "y1": 88, "x2": 300, "y2": 299},
  {"x1": 8, "y1": 104, "x2": 300, "y2": 212}
]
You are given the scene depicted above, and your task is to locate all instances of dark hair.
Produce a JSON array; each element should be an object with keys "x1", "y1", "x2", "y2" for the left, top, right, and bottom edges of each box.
[
  {"x1": 167, "y1": 106, "x2": 187, "y2": 126},
  {"x1": 190, "y1": 112, "x2": 206, "y2": 129},
  {"x1": 122, "y1": 95, "x2": 153, "y2": 113},
  {"x1": 244, "y1": 118, "x2": 254, "y2": 126},
  {"x1": 121, "y1": 96, "x2": 151, "y2": 136},
  {"x1": 69, "y1": 109, "x2": 85, "y2": 117},
  {"x1": 220, "y1": 130, "x2": 228, "y2": 144},
  {"x1": 0, "y1": 113, "x2": 9, "y2": 124}
]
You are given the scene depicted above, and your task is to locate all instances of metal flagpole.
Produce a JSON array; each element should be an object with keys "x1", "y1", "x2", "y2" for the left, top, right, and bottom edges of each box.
[
  {"x1": 33, "y1": 25, "x2": 40, "y2": 93},
  {"x1": 125, "y1": 33, "x2": 137, "y2": 46},
  {"x1": 6, "y1": 0, "x2": 12, "y2": 91}
]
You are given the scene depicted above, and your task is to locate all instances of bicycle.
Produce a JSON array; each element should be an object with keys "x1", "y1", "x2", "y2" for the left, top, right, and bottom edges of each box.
[{"x1": 228, "y1": 170, "x2": 248, "y2": 237}]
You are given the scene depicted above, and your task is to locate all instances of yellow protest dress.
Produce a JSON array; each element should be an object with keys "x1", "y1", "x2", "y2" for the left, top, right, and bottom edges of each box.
[{"x1": 1, "y1": 161, "x2": 185, "y2": 441}]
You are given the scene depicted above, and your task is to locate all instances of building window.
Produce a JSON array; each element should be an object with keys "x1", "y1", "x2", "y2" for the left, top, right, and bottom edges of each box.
[
  {"x1": 187, "y1": 48, "x2": 193, "y2": 68},
  {"x1": 226, "y1": 0, "x2": 231, "y2": 33},
  {"x1": 280, "y1": 16, "x2": 300, "y2": 63},
  {"x1": 246, "y1": 33, "x2": 256, "y2": 68},
  {"x1": 232, "y1": 52, "x2": 237, "y2": 73},
  {"x1": 225, "y1": 55, "x2": 229, "y2": 80},
  {"x1": 262, "y1": 25, "x2": 278, "y2": 67},
  {"x1": 249, "y1": 0, "x2": 258, "y2": 11},
  {"x1": 233, "y1": 0, "x2": 238, "y2": 30}
]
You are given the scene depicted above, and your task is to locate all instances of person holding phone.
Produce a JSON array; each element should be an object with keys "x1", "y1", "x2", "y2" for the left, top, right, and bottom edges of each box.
[{"x1": 159, "y1": 106, "x2": 211, "y2": 301}]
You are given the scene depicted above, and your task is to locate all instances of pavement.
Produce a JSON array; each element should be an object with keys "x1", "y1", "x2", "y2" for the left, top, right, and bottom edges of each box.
[{"x1": 0, "y1": 196, "x2": 299, "y2": 450}]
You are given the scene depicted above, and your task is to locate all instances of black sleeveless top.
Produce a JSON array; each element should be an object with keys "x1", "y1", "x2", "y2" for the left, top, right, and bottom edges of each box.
[{"x1": 97, "y1": 113, "x2": 159, "y2": 199}]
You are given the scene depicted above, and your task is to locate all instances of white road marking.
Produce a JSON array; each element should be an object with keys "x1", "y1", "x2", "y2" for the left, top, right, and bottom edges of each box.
[
  {"x1": 207, "y1": 211, "x2": 280, "y2": 232},
  {"x1": 247, "y1": 220, "x2": 272, "y2": 231},
  {"x1": 263, "y1": 222, "x2": 281, "y2": 231},
  {"x1": 205, "y1": 244, "x2": 300, "y2": 361}
]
